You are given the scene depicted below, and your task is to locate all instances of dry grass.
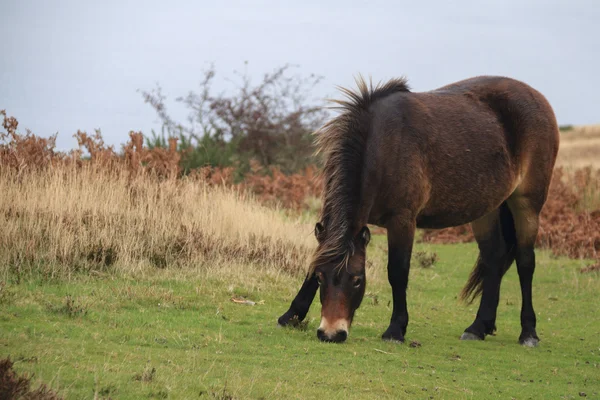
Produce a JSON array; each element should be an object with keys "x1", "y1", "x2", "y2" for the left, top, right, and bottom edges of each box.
[
  {"x1": 0, "y1": 109, "x2": 319, "y2": 281},
  {"x1": 556, "y1": 125, "x2": 600, "y2": 211},
  {"x1": 556, "y1": 124, "x2": 600, "y2": 169},
  {"x1": 0, "y1": 165, "x2": 315, "y2": 280}
]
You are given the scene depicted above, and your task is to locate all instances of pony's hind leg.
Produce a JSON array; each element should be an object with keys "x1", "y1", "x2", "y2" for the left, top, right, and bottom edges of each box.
[
  {"x1": 461, "y1": 204, "x2": 517, "y2": 340},
  {"x1": 507, "y1": 194, "x2": 543, "y2": 347}
]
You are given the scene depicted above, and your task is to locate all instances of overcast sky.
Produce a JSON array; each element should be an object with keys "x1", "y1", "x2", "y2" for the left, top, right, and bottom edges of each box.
[{"x1": 1, "y1": 0, "x2": 598, "y2": 150}]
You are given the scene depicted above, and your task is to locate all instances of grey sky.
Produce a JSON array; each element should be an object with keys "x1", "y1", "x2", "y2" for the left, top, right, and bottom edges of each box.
[{"x1": 2, "y1": 0, "x2": 598, "y2": 151}]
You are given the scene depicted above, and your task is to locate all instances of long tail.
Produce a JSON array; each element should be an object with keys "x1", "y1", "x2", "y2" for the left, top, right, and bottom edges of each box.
[{"x1": 460, "y1": 202, "x2": 517, "y2": 304}]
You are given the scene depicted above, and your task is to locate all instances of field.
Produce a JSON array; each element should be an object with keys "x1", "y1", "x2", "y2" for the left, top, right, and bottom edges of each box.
[
  {"x1": 1, "y1": 117, "x2": 599, "y2": 399},
  {"x1": 556, "y1": 125, "x2": 600, "y2": 170},
  {"x1": 2, "y1": 240, "x2": 599, "y2": 399}
]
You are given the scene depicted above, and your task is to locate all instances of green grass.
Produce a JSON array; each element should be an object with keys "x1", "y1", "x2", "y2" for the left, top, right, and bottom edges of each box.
[{"x1": 1, "y1": 237, "x2": 599, "y2": 399}]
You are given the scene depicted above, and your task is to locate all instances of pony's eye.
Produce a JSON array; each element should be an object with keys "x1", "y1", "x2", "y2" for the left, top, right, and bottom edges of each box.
[
  {"x1": 316, "y1": 272, "x2": 324, "y2": 285},
  {"x1": 352, "y1": 277, "x2": 363, "y2": 288}
]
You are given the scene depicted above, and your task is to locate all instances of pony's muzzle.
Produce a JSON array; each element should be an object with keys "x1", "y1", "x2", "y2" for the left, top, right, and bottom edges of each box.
[
  {"x1": 317, "y1": 328, "x2": 347, "y2": 343},
  {"x1": 317, "y1": 317, "x2": 349, "y2": 343}
]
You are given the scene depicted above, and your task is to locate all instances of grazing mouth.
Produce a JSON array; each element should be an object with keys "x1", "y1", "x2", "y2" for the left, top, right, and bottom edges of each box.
[
  {"x1": 317, "y1": 328, "x2": 348, "y2": 343},
  {"x1": 317, "y1": 317, "x2": 349, "y2": 342}
]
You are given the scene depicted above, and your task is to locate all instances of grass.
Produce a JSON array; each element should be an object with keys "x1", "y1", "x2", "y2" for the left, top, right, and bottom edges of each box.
[
  {"x1": 0, "y1": 165, "x2": 314, "y2": 280},
  {"x1": 557, "y1": 124, "x2": 600, "y2": 169},
  {"x1": 1, "y1": 237, "x2": 599, "y2": 399}
]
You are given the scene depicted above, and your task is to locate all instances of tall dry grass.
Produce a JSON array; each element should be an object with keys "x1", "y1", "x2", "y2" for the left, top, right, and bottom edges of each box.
[
  {"x1": 556, "y1": 124, "x2": 600, "y2": 170},
  {"x1": 0, "y1": 164, "x2": 315, "y2": 280},
  {"x1": 554, "y1": 124, "x2": 600, "y2": 212}
]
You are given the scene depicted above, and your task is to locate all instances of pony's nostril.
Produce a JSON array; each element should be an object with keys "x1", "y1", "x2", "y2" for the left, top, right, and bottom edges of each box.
[
  {"x1": 317, "y1": 329, "x2": 326, "y2": 341},
  {"x1": 334, "y1": 330, "x2": 348, "y2": 343}
]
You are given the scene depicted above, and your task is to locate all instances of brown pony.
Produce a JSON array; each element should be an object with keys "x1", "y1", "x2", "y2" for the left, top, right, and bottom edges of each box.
[{"x1": 278, "y1": 75, "x2": 559, "y2": 346}]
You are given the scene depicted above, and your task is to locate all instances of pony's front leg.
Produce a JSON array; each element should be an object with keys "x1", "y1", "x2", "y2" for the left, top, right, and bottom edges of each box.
[
  {"x1": 278, "y1": 272, "x2": 319, "y2": 326},
  {"x1": 382, "y1": 215, "x2": 416, "y2": 342}
]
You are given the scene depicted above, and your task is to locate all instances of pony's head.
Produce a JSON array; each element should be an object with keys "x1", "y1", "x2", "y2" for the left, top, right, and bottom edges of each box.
[{"x1": 311, "y1": 222, "x2": 370, "y2": 343}]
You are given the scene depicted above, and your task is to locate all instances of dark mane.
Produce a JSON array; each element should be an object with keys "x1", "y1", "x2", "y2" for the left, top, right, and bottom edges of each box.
[{"x1": 310, "y1": 76, "x2": 410, "y2": 272}]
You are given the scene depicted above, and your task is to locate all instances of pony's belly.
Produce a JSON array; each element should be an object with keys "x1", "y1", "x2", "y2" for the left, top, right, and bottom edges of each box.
[
  {"x1": 416, "y1": 163, "x2": 517, "y2": 229},
  {"x1": 416, "y1": 204, "x2": 497, "y2": 230},
  {"x1": 417, "y1": 213, "x2": 485, "y2": 229}
]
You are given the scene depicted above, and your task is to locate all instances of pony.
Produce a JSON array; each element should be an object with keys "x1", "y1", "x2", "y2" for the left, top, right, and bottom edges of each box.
[{"x1": 278, "y1": 75, "x2": 559, "y2": 346}]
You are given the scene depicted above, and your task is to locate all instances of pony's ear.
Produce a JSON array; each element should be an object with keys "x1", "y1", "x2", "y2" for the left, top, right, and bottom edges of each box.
[
  {"x1": 314, "y1": 222, "x2": 325, "y2": 242},
  {"x1": 358, "y1": 226, "x2": 371, "y2": 247}
]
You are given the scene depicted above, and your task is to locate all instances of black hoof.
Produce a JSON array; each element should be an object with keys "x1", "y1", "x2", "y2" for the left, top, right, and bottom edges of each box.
[
  {"x1": 277, "y1": 309, "x2": 302, "y2": 327},
  {"x1": 462, "y1": 320, "x2": 494, "y2": 340},
  {"x1": 382, "y1": 324, "x2": 406, "y2": 343},
  {"x1": 520, "y1": 337, "x2": 539, "y2": 347},
  {"x1": 519, "y1": 333, "x2": 540, "y2": 347},
  {"x1": 460, "y1": 332, "x2": 484, "y2": 341}
]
